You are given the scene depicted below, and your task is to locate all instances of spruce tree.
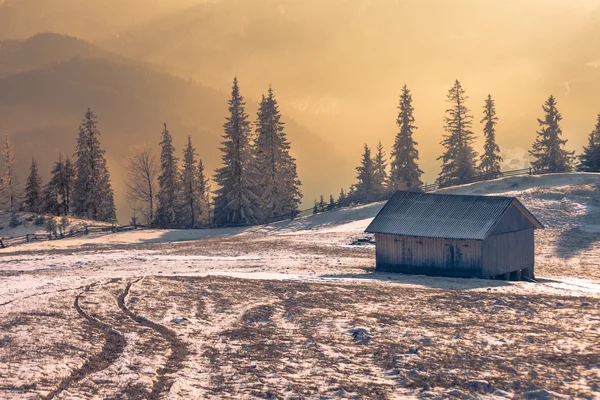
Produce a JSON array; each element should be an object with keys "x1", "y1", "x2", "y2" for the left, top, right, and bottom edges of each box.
[
  {"x1": 254, "y1": 87, "x2": 302, "y2": 220},
  {"x1": 214, "y1": 77, "x2": 263, "y2": 226},
  {"x1": 338, "y1": 188, "x2": 347, "y2": 207},
  {"x1": 197, "y1": 159, "x2": 211, "y2": 225},
  {"x1": 390, "y1": 85, "x2": 423, "y2": 191},
  {"x1": 43, "y1": 154, "x2": 75, "y2": 216},
  {"x1": 180, "y1": 136, "x2": 199, "y2": 227},
  {"x1": 352, "y1": 144, "x2": 376, "y2": 203},
  {"x1": 373, "y1": 141, "x2": 388, "y2": 199},
  {"x1": 313, "y1": 200, "x2": 318, "y2": 215},
  {"x1": 479, "y1": 94, "x2": 503, "y2": 178},
  {"x1": 327, "y1": 195, "x2": 335, "y2": 211},
  {"x1": 72, "y1": 109, "x2": 116, "y2": 222},
  {"x1": 24, "y1": 158, "x2": 43, "y2": 213},
  {"x1": 578, "y1": 113, "x2": 600, "y2": 172},
  {"x1": 318, "y1": 195, "x2": 326, "y2": 212},
  {"x1": 1, "y1": 131, "x2": 18, "y2": 210},
  {"x1": 437, "y1": 80, "x2": 478, "y2": 186},
  {"x1": 155, "y1": 123, "x2": 179, "y2": 228},
  {"x1": 529, "y1": 95, "x2": 574, "y2": 172}
]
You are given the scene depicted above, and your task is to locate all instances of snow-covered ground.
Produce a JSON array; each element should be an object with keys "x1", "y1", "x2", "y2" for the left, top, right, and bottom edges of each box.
[{"x1": 1, "y1": 173, "x2": 600, "y2": 399}]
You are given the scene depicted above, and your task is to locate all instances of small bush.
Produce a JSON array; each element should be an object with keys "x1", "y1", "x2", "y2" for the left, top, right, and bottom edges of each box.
[
  {"x1": 34, "y1": 215, "x2": 46, "y2": 226},
  {"x1": 44, "y1": 217, "x2": 58, "y2": 236},
  {"x1": 9, "y1": 214, "x2": 21, "y2": 228}
]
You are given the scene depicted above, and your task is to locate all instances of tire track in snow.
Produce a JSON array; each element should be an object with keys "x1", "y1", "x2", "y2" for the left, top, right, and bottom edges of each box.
[
  {"x1": 118, "y1": 279, "x2": 190, "y2": 399},
  {"x1": 43, "y1": 285, "x2": 126, "y2": 400}
]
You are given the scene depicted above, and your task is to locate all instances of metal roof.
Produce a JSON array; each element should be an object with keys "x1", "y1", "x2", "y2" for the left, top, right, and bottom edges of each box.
[{"x1": 365, "y1": 191, "x2": 543, "y2": 240}]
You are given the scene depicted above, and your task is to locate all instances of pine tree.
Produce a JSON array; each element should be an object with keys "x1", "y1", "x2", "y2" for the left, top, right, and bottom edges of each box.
[
  {"x1": 479, "y1": 94, "x2": 503, "y2": 178},
  {"x1": 179, "y1": 136, "x2": 199, "y2": 227},
  {"x1": 437, "y1": 80, "x2": 478, "y2": 186},
  {"x1": 372, "y1": 141, "x2": 389, "y2": 199},
  {"x1": 390, "y1": 85, "x2": 423, "y2": 191},
  {"x1": 529, "y1": 95, "x2": 574, "y2": 172},
  {"x1": 578, "y1": 113, "x2": 600, "y2": 172},
  {"x1": 254, "y1": 87, "x2": 302, "y2": 220},
  {"x1": 338, "y1": 188, "x2": 347, "y2": 207},
  {"x1": 318, "y1": 195, "x2": 326, "y2": 212},
  {"x1": 197, "y1": 159, "x2": 212, "y2": 225},
  {"x1": 43, "y1": 154, "x2": 75, "y2": 216},
  {"x1": 24, "y1": 158, "x2": 43, "y2": 213},
  {"x1": 327, "y1": 195, "x2": 336, "y2": 211},
  {"x1": 63, "y1": 156, "x2": 75, "y2": 215},
  {"x1": 72, "y1": 109, "x2": 116, "y2": 222},
  {"x1": 155, "y1": 123, "x2": 179, "y2": 227},
  {"x1": 313, "y1": 200, "x2": 318, "y2": 215},
  {"x1": 214, "y1": 77, "x2": 264, "y2": 226},
  {"x1": 1, "y1": 131, "x2": 18, "y2": 210},
  {"x1": 352, "y1": 144, "x2": 376, "y2": 203}
]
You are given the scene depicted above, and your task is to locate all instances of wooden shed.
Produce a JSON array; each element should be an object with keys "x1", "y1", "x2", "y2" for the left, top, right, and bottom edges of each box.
[{"x1": 365, "y1": 191, "x2": 544, "y2": 280}]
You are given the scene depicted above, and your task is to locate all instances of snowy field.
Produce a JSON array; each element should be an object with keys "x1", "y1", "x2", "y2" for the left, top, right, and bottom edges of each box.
[{"x1": 1, "y1": 173, "x2": 600, "y2": 399}]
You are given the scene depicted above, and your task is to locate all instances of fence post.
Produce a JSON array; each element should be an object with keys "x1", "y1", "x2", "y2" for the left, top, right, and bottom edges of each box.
[
  {"x1": 26, "y1": 234, "x2": 29, "y2": 243},
  {"x1": 0, "y1": 239, "x2": 4, "y2": 249},
  {"x1": 85, "y1": 224, "x2": 89, "y2": 235},
  {"x1": 529, "y1": 167, "x2": 532, "y2": 175}
]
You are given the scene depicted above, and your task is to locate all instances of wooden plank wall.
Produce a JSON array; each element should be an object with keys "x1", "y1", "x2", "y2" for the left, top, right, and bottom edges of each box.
[
  {"x1": 490, "y1": 204, "x2": 536, "y2": 235},
  {"x1": 375, "y1": 233, "x2": 483, "y2": 277},
  {"x1": 482, "y1": 228, "x2": 535, "y2": 277}
]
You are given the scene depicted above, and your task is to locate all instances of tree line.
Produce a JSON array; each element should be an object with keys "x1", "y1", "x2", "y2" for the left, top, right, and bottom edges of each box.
[
  {"x1": 3, "y1": 78, "x2": 600, "y2": 227},
  {"x1": 1, "y1": 109, "x2": 116, "y2": 225},
  {"x1": 314, "y1": 79, "x2": 599, "y2": 210}
]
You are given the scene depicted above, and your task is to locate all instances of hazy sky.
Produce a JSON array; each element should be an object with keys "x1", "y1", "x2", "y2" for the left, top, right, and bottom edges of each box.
[{"x1": 3, "y1": 0, "x2": 600, "y2": 218}]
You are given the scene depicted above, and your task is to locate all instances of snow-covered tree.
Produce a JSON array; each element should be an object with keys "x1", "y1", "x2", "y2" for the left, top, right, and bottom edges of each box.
[
  {"x1": 72, "y1": 109, "x2": 116, "y2": 222},
  {"x1": 213, "y1": 77, "x2": 264, "y2": 226},
  {"x1": 437, "y1": 80, "x2": 478, "y2": 187},
  {"x1": 43, "y1": 154, "x2": 75, "y2": 216},
  {"x1": 254, "y1": 87, "x2": 302, "y2": 220},
  {"x1": 179, "y1": 136, "x2": 200, "y2": 227},
  {"x1": 197, "y1": 159, "x2": 211, "y2": 225},
  {"x1": 125, "y1": 144, "x2": 159, "y2": 225},
  {"x1": 24, "y1": 158, "x2": 43, "y2": 213},
  {"x1": 373, "y1": 141, "x2": 389, "y2": 199},
  {"x1": 529, "y1": 95, "x2": 574, "y2": 172},
  {"x1": 479, "y1": 94, "x2": 503, "y2": 178},
  {"x1": 578, "y1": 113, "x2": 600, "y2": 172},
  {"x1": 350, "y1": 144, "x2": 376, "y2": 203},
  {"x1": 1, "y1": 131, "x2": 18, "y2": 210},
  {"x1": 390, "y1": 85, "x2": 423, "y2": 191},
  {"x1": 155, "y1": 123, "x2": 179, "y2": 227}
]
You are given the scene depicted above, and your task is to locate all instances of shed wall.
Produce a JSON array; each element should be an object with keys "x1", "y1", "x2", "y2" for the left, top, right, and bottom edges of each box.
[
  {"x1": 482, "y1": 228, "x2": 535, "y2": 277},
  {"x1": 374, "y1": 233, "x2": 483, "y2": 278},
  {"x1": 490, "y1": 204, "x2": 536, "y2": 236}
]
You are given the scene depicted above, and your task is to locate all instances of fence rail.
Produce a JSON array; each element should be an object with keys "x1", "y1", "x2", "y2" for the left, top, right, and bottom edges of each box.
[{"x1": 0, "y1": 224, "x2": 146, "y2": 249}]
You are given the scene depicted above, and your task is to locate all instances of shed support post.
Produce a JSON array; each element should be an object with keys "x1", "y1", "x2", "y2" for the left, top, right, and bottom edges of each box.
[
  {"x1": 501, "y1": 273, "x2": 510, "y2": 281},
  {"x1": 522, "y1": 267, "x2": 535, "y2": 281},
  {"x1": 509, "y1": 270, "x2": 522, "y2": 281}
]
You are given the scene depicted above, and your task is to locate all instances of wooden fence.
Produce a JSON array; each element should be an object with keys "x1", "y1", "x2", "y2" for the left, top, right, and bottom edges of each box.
[{"x1": 0, "y1": 224, "x2": 146, "y2": 249}]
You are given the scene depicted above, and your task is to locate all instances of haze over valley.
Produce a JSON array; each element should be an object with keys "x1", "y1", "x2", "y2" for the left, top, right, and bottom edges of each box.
[{"x1": 2, "y1": 0, "x2": 600, "y2": 219}]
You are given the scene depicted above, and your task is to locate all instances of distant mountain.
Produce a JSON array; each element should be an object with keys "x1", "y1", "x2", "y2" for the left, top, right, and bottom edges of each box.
[
  {"x1": 0, "y1": 46, "x2": 349, "y2": 220},
  {"x1": 0, "y1": 33, "x2": 139, "y2": 78},
  {"x1": 0, "y1": 0, "x2": 198, "y2": 41}
]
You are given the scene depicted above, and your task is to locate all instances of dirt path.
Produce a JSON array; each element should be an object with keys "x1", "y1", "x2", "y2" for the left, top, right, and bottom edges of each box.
[
  {"x1": 42, "y1": 286, "x2": 126, "y2": 400},
  {"x1": 118, "y1": 279, "x2": 190, "y2": 399}
]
